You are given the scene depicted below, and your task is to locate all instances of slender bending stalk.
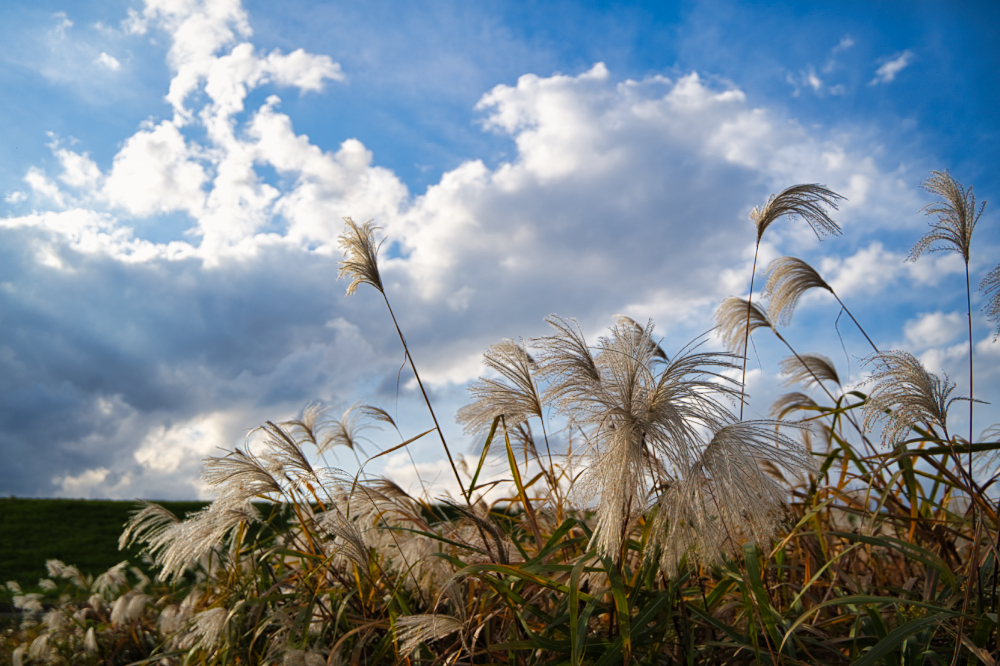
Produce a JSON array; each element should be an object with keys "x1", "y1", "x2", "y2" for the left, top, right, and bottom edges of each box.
[
  {"x1": 739, "y1": 185, "x2": 844, "y2": 420},
  {"x1": 338, "y1": 218, "x2": 468, "y2": 501}
]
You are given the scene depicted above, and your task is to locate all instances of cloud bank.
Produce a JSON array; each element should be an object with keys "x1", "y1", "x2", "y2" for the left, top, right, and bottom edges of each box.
[{"x1": 0, "y1": 0, "x2": 994, "y2": 499}]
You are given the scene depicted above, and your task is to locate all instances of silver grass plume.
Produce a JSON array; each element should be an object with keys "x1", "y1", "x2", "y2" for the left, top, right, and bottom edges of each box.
[
  {"x1": 750, "y1": 183, "x2": 844, "y2": 243},
  {"x1": 201, "y1": 448, "x2": 284, "y2": 503},
  {"x1": 534, "y1": 315, "x2": 601, "y2": 411},
  {"x1": 337, "y1": 217, "x2": 384, "y2": 295},
  {"x1": 715, "y1": 297, "x2": 773, "y2": 355},
  {"x1": 770, "y1": 392, "x2": 819, "y2": 420},
  {"x1": 130, "y1": 494, "x2": 261, "y2": 582},
  {"x1": 648, "y1": 421, "x2": 813, "y2": 574},
  {"x1": 540, "y1": 321, "x2": 740, "y2": 558},
  {"x1": 395, "y1": 614, "x2": 464, "y2": 656},
  {"x1": 910, "y1": 171, "x2": 984, "y2": 264},
  {"x1": 615, "y1": 314, "x2": 669, "y2": 361},
  {"x1": 457, "y1": 339, "x2": 543, "y2": 437},
  {"x1": 284, "y1": 403, "x2": 378, "y2": 456},
  {"x1": 780, "y1": 353, "x2": 840, "y2": 388},
  {"x1": 119, "y1": 501, "x2": 181, "y2": 551},
  {"x1": 862, "y1": 351, "x2": 965, "y2": 446},
  {"x1": 763, "y1": 257, "x2": 834, "y2": 326},
  {"x1": 982, "y1": 262, "x2": 1000, "y2": 340}
]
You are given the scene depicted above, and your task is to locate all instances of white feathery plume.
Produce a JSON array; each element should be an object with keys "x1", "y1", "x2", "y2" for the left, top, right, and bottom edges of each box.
[
  {"x1": 779, "y1": 353, "x2": 840, "y2": 388},
  {"x1": 862, "y1": 351, "x2": 965, "y2": 445},
  {"x1": 649, "y1": 421, "x2": 813, "y2": 573},
  {"x1": 83, "y1": 627, "x2": 98, "y2": 654},
  {"x1": 337, "y1": 217, "x2": 385, "y2": 296},
  {"x1": 183, "y1": 607, "x2": 230, "y2": 651},
  {"x1": 763, "y1": 257, "x2": 834, "y2": 326},
  {"x1": 750, "y1": 184, "x2": 844, "y2": 243},
  {"x1": 136, "y1": 494, "x2": 260, "y2": 582},
  {"x1": 715, "y1": 297, "x2": 774, "y2": 355},
  {"x1": 770, "y1": 392, "x2": 819, "y2": 420},
  {"x1": 110, "y1": 590, "x2": 152, "y2": 625},
  {"x1": 93, "y1": 561, "x2": 130, "y2": 597},
  {"x1": 28, "y1": 634, "x2": 51, "y2": 662},
  {"x1": 910, "y1": 171, "x2": 984, "y2": 264},
  {"x1": 537, "y1": 320, "x2": 740, "y2": 558},
  {"x1": 395, "y1": 614, "x2": 464, "y2": 656},
  {"x1": 457, "y1": 339, "x2": 543, "y2": 437},
  {"x1": 534, "y1": 315, "x2": 601, "y2": 411},
  {"x1": 119, "y1": 501, "x2": 181, "y2": 551}
]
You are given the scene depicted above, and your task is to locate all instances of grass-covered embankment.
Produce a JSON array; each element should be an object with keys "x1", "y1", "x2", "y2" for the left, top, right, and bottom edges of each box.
[{"x1": 0, "y1": 497, "x2": 208, "y2": 603}]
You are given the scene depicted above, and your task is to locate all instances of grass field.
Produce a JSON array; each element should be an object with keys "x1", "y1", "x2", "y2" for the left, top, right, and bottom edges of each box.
[{"x1": 0, "y1": 497, "x2": 208, "y2": 605}]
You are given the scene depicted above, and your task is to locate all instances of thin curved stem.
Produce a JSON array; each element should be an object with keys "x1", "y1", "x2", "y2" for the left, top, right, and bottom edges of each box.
[
  {"x1": 740, "y1": 243, "x2": 761, "y2": 421},
  {"x1": 381, "y1": 293, "x2": 468, "y2": 503},
  {"x1": 833, "y1": 293, "x2": 879, "y2": 353}
]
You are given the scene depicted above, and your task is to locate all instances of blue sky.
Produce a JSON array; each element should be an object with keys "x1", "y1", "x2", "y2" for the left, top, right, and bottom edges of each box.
[{"x1": 0, "y1": 0, "x2": 997, "y2": 499}]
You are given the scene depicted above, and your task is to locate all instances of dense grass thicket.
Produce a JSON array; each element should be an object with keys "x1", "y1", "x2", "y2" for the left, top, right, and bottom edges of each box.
[{"x1": 5, "y1": 173, "x2": 1000, "y2": 665}]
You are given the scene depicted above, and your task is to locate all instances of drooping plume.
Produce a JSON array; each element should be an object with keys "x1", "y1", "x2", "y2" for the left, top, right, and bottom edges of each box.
[
  {"x1": 763, "y1": 257, "x2": 834, "y2": 326},
  {"x1": 715, "y1": 297, "x2": 774, "y2": 355},
  {"x1": 862, "y1": 351, "x2": 963, "y2": 446},
  {"x1": 750, "y1": 184, "x2": 844, "y2": 243},
  {"x1": 338, "y1": 217, "x2": 385, "y2": 296}
]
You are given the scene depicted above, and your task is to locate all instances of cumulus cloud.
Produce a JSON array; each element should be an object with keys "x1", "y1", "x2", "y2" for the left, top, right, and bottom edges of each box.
[
  {"x1": 0, "y1": 0, "x2": 974, "y2": 499},
  {"x1": 870, "y1": 51, "x2": 914, "y2": 85},
  {"x1": 95, "y1": 51, "x2": 121, "y2": 70}
]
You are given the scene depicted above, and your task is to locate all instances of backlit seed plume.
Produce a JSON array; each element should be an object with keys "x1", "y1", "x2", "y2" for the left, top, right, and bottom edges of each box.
[
  {"x1": 770, "y1": 392, "x2": 819, "y2": 419},
  {"x1": 715, "y1": 297, "x2": 774, "y2": 355},
  {"x1": 763, "y1": 257, "x2": 834, "y2": 326},
  {"x1": 909, "y1": 171, "x2": 984, "y2": 264},
  {"x1": 534, "y1": 315, "x2": 600, "y2": 409},
  {"x1": 457, "y1": 339, "x2": 543, "y2": 437},
  {"x1": 649, "y1": 421, "x2": 814, "y2": 574},
  {"x1": 337, "y1": 217, "x2": 385, "y2": 296},
  {"x1": 780, "y1": 353, "x2": 840, "y2": 388},
  {"x1": 750, "y1": 184, "x2": 844, "y2": 243},
  {"x1": 539, "y1": 320, "x2": 740, "y2": 557},
  {"x1": 982, "y1": 262, "x2": 1000, "y2": 340},
  {"x1": 395, "y1": 614, "x2": 464, "y2": 656},
  {"x1": 615, "y1": 315, "x2": 669, "y2": 361},
  {"x1": 862, "y1": 351, "x2": 964, "y2": 446}
]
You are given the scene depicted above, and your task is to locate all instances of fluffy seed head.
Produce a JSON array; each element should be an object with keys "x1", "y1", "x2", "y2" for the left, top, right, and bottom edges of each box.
[
  {"x1": 457, "y1": 339, "x2": 543, "y2": 438},
  {"x1": 780, "y1": 353, "x2": 840, "y2": 388},
  {"x1": 337, "y1": 217, "x2": 385, "y2": 296},
  {"x1": 862, "y1": 351, "x2": 964, "y2": 445},
  {"x1": 714, "y1": 297, "x2": 774, "y2": 355},
  {"x1": 395, "y1": 614, "x2": 464, "y2": 655},
  {"x1": 750, "y1": 184, "x2": 844, "y2": 243},
  {"x1": 763, "y1": 257, "x2": 834, "y2": 326},
  {"x1": 910, "y1": 171, "x2": 984, "y2": 264}
]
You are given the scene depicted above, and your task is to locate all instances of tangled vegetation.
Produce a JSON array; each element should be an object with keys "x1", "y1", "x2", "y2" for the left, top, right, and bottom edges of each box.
[{"x1": 5, "y1": 172, "x2": 1000, "y2": 665}]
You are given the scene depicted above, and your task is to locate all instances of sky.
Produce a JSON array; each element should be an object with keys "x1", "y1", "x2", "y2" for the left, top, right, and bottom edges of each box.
[{"x1": 0, "y1": 0, "x2": 997, "y2": 499}]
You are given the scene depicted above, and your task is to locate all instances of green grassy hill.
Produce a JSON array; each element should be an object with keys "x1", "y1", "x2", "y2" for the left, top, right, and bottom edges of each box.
[{"x1": 0, "y1": 497, "x2": 208, "y2": 602}]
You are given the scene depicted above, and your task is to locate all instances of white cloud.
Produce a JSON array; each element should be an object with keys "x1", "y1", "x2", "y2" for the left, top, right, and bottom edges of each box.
[
  {"x1": 95, "y1": 51, "x2": 121, "y2": 70},
  {"x1": 134, "y1": 411, "x2": 240, "y2": 474},
  {"x1": 870, "y1": 51, "x2": 914, "y2": 85},
  {"x1": 822, "y1": 242, "x2": 965, "y2": 298},
  {"x1": 56, "y1": 148, "x2": 102, "y2": 190},
  {"x1": 24, "y1": 167, "x2": 66, "y2": 207},
  {"x1": 104, "y1": 120, "x2": 207, "y2": 217},
  {"x1": 54, "y1": 467, "x2": 109, "y2": 496},
  {"x1": 3, "y1": 0, "x2": 971, "y2": 499},
  {"x1": 5, "y1": 191, "x2": 27, "y2": 204},
  {"x1": 904, "y1": 311, "x2": 965, "y2": 349},
  {"x1": 832, "y1": 35, "x2": 855, "y2": 54}
]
